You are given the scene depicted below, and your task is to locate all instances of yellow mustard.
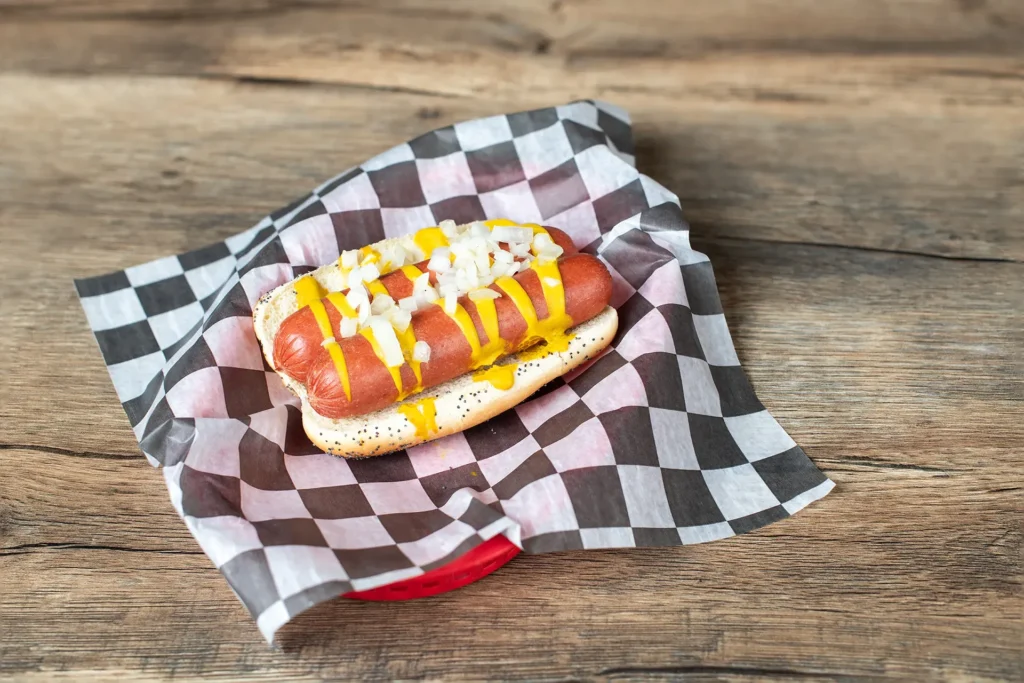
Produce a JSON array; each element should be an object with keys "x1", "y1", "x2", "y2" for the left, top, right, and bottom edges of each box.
[
  {"x1": 398, "y1": 397, "x2": 438, "y2": 438},
  {"x1": 295, "y1": 221, "x2": 576, "y2": 408},
  {"x1": 358, "y1": 327, "x2": 405, "y2": 398},
  {"x1": 473, "y1": 364, "x2": 516, "y2": 390},
  {"x1": 294, "y1": 275, "x2": 351, "y2": 401},
  {"x1": 413, "y1": 227, "x2": 448, "y2": 258}
]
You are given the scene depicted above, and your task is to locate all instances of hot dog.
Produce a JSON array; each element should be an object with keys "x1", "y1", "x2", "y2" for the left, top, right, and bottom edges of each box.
[
  {"x1": 252, "y1": 219, "x2": 619, "y2": 458},
  {"x1": 273, "y1": 228, "x2": 578, "y2": 384},
  {"x1": 305, "y1": 253, "x2": 612, "y2": 419}
]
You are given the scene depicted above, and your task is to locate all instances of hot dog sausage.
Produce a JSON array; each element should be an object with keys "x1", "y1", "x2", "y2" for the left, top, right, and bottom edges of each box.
[
  {"x1": 273, "y1": 227, "x2": 577, "y2": 382},
  {"x1": 304, "y1": 253, "x2": 612, "y2": 420}
]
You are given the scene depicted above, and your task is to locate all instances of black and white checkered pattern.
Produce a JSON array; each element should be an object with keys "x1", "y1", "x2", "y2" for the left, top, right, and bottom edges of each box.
[{"x1": 76, "y1": 101, "x2": 833, "y2": 642}]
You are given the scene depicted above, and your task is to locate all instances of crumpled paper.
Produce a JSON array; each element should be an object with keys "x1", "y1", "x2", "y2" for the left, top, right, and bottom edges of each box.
[{"x1": 76, "y1": 100, "x2": 833, "y2": 642}]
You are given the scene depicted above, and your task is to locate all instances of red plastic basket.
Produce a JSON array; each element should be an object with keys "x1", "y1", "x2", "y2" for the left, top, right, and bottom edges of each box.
[{"x1": 344, "y1": 535, "x2": 520, "y2": 601}]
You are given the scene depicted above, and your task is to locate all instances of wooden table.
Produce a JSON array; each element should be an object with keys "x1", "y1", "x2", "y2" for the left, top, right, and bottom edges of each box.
[{"x1": 1, "y1": 1, "x2": 1021, "y2": 680}]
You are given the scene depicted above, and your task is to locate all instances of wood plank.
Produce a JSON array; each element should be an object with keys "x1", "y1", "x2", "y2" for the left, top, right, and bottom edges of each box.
[
  {"x1": 0, "y1": 70, "x2": 1020, "y2": 452},
  {"x1": 0, "y1": 67, "x2": 1021, "y2": 268},
  {"x1": 1, "y1": 444, "x2": 1018, "y2": 680},
  {"x1": 3, "y1": 0, "x2": 1023, "y2": 58},
  {"x1": 1, "y1": 232, "x2": 1020, "y2": 678},
  {"x1": 1, "y1": 3, "x2": 1022, "y2": 678}
]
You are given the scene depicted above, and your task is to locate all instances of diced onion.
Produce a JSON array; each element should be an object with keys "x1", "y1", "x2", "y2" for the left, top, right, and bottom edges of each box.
[
  {"x1": 346, "y1": 282, "x2": 368, "y2": 310},
  {"x1": 532, "y1": 232, "x2": 554, "y2": 249},
  {"x1": 536, "y1": 245, "x2": 563, "y2": 264},
  {"x1": 474, "y1": 251, "x2": 490, "y2": 274},
  {"x1": 439, "y1": 219, "x2": 459, "y2": 239},
  {"x1": 412, "y1": 341, "x2": 431, "y2": 363},
  {"x1": 443, "y1": 293, "x2": 458, "y2": 315},
  {"x1": 359, "y1": 264, "x2": 380, "y2": 283},
  {"x1": 340, "y1": 250, "x2": 359, "y2": 269},
  {"x1": 389, "y1": 308, "x2": 412, "y2": 333},
  {"x1": 490, "y1": 226, "x2": 533, "y2": 244},
  {"x1": 320, "y1": 336, "x2": 336, "y2": 347},
  {"x1": 510, "y1": 242, "x2": 531, "y2": 258},
  {"x1": 370, "y1": 294, "x2": 395, "y2": 314},
  {"x1": 379, "y1": 243, "x2": 407, "y2": 269},
  {"x1": 427, "y1": 247, "x2": 451, "y2": 273},
  {"x1": 339, "y1": 318, "x2": 358, "y2": 338},
  {"x1": 468, "y1": 288, "x2": 500, "y2": 301},
  {"x1": 370, "y1": 318, "x2": 405, "y2": 368},
  {"x1": 398, "y1": 296, "x2": 419, "y2": 312},
  {"x1": 416, "y1": 286, "x2": 438, "y2": 306},
  {"x1": 413, "y1": 272, "x2": 432, "y2": 292}
]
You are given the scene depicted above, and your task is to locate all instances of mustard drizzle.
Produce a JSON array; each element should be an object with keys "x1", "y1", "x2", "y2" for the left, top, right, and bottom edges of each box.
[
  {"x1": 294, "y1": 275, "x2": 351, "y2": 401},
  {"x1": 294, "y1": 221, "x2": 577, "y2": 412}
]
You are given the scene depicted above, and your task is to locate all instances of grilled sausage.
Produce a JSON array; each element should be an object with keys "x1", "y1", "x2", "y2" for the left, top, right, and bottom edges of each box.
[
  {"x1": 304, "y1": 253, "x2": 612, "y2": 419},
  {"x1": 273, "y1": 227, "x2": 577, "y2": 383}
]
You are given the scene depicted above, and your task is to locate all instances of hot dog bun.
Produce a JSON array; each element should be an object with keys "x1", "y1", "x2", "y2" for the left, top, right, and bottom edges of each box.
[{"x1": 253, "y1": 228, "x2": 618, "y2": 458}]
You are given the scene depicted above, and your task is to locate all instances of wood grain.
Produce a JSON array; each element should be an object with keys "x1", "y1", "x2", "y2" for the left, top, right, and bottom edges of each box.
[{"x1": 1, "y1": 0, "x2": 1022, "y2": 680}]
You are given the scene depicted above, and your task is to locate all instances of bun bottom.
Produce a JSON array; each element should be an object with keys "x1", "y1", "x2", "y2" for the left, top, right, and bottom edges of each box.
[{"x1": 301, "y1": 306, "x2": 618, "y2": 458}]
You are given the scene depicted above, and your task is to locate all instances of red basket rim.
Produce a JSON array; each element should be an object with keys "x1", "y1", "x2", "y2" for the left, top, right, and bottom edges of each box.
[{"x1": 343, "y1": 534, "x2": 520, "y2": 601}]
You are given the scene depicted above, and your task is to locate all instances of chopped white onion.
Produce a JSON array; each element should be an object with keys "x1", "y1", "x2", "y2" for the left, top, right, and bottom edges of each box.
[
  {"x1": 398, "y1": 296, "x2": 419, "y2": 312},
  {"x1": 416, "y1": 286, "x2": 438, "y2": 306},
  {"x1": 412, "y1": 341, "x2": 431, "y2": 363},
  {"x1": 510, "y1": 242, "x2": 531, "y2": 258},
  {"x1": 359, "y1": 264, "x2": 380, "y2": 283},
  {"x1": 427, "y1": 247, "x2": 451, "y2": 273},
  {"x1": 413, "y1": 271, "x2": 431, "y2": 291},
  {"x1": 490, "y1": 226, "x2": 533, "y2": 244},
  {"x1": 494, "y1": 249, "x2": 514, "y2": 264},
  {"x1": 370, "y1": 318, "x2": 405, "y2": 368},
  {"x1": 468, "y1": 288, "x2": 500, "y2": 301},
  {"x1": 356, "y1": 301, "x2": 371, "y2": 324},
  {"x1": 455, "y1": 269, "x2": 476, "y2": 293},
  {"x1": 345, "y1": 282, "x2": 368, "y2": 310},
  {"x1": 474, "y1": 250, "x2": 491, "y2": 274},
  {"x1": 439, "y1": 219, "x2": 460, "y2": 239},
  {"x1": 340, "y1": 250, "x2": 359, "y2": 269},
  {"x1": 379, "y1": 243, "x2": 407, "y2": 268},
  {"x1": 389, "y1": 308, "x2": 412, "y2": 333},
  {"x1": 443, "y1": 293, "x2": 458, "y2": 316},
  {"x1": 370, "y1": 294, "x2": 395, "y2": 315},
  {"x1": 469, "y1": 221, "x2": 489, "y2": 239},
  {"x1": 536, "y1": 244, "x2": 563, "y2": 264},
  {"x1": 532, "y1": 232, "x2": 554, "y2": 250},
  {"x1": 320, "y1": 336, "x2": 337, "y2": 347},
  {"x1": 339, "y1": 318, "x2": 358, "y2": 338}
]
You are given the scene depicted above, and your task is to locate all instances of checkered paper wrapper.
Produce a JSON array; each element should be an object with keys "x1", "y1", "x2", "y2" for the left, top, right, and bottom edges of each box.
[{"x1": 76, "y1": 100, "x2": 834, "y2": 642}]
